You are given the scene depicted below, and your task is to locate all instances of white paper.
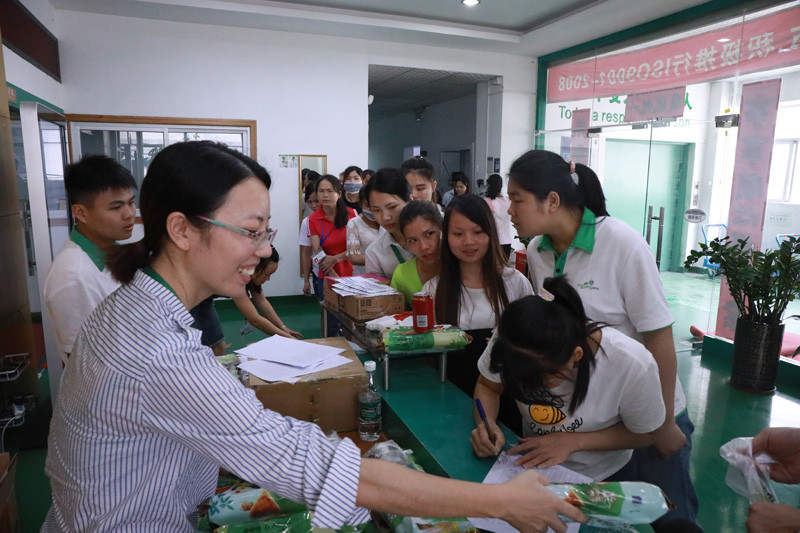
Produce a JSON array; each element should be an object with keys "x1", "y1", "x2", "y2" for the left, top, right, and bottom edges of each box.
[
  {"x1": 329, "y1": 276, "x2": 398, "y2": 296},
  {"x1": 469, "y1": 452, "x2": 590, "y2": 533},
  {"x1": 235, "y1": 336, "x2": 343, "y2": 367},
  {"x1": 238, "y1": 354, "x2": 351, "y2": 383}
]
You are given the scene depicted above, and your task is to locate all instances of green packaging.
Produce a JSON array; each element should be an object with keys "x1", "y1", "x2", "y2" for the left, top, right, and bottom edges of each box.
[
  {"x1": 382, "y1": 327, "x2": 470, "y2": 352},
  {"x1": 548, "y1": 481, "x2": 671, "y2": 526}
]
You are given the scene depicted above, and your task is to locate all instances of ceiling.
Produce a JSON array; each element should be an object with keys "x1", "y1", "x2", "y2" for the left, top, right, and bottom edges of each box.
[{"x1": 47, "y1": 0, "x2": 715, "y2": 116}]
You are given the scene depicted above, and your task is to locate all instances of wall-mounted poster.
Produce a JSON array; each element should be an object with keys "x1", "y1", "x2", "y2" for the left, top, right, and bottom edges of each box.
[{"x1": 279, "y1": 154, "x2": 298, "y2": 168}]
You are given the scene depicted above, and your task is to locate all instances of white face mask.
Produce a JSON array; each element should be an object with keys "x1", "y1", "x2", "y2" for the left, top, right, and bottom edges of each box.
[
  {"x1": 361, "y1": 209, "x2": 375, "y2": 221},
  {"x1": 343, "y1": 182, "x2": 362, "y2": 194}
]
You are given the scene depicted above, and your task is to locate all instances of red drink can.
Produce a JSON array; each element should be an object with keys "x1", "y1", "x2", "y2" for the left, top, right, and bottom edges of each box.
[{"x1": 412, "y1": 293, "x2": 434, "y2": 333}]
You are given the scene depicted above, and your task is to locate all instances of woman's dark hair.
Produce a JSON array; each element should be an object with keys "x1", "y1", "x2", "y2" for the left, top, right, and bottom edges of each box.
[
  {"x1": 304, "y1": 180, "x2": 318, "y2": 203},
  {"x1": 247, "y1": 247, "x2": 280, "y2": 295},
  {"x1": 315, "y1": 174, "x2": 349, "y2": 228},
  {"x1": 399, "y1": 200, "x2": 442, "y2": 234},
  {"x1": 489, "y1": 276, "x2": 601, "y2": 414},
  {"x1": 508, "y1": 150, "x2": 608, "y2": 217},
  {"x1": 486, "y1": 174, "x2": 503, "y2": 200},
  {"x1": 341, "y1": 165, "x2": 363, "y2": 183},
  {"x1": 361, "y1": 169, "x2": 374, "y2": 182},
  {"x1": 400, "y1": 156, "x2": 435, "y2": 182},
  {"x1": 435, "y1": 193, "x2": 509, "y2": 327},
  {"x1": 452, "y1": 172, "x2": 470, "y2": 193},
  {"x1": 363, "y1": 167, "x2": 412, "y2": 204},
  {"x1": 107, "y1": 141, "x2": 267, "y2": 284}
]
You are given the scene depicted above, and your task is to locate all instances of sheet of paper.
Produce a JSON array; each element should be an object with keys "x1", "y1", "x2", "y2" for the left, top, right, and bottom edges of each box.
[
  {"x1": 238, "y1": 354, "x2": 351, "y2": 383},
  {"x1": 235, "y1": 336, "x2": 343, "y2": 367},
  {"x1": 469, "y1": 452, "x2": 590, "y2": 533},
  {"x1": 330, "y1": 276, "x2": 398, "y2": 296}
]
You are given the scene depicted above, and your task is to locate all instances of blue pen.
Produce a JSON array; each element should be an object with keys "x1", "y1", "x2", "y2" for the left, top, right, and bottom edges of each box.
[{"x1": 475, "y1": 398, "x2": 498, "y2": 451}]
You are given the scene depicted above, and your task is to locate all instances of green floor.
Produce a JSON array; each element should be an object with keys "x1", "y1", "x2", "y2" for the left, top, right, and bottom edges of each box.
[{"x1": 12, "y1": 276, "x2": 800, "y2": 532}]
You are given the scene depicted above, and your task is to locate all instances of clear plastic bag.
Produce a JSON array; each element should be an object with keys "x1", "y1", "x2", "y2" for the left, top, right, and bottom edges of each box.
[{"x1": 719, "y1": 436, "x2": 779, "y2": 504}]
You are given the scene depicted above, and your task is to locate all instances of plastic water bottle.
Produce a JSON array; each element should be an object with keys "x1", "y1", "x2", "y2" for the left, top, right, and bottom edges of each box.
[{"x1": 359, "y1": 361, "x2": 381, "y2": 441}]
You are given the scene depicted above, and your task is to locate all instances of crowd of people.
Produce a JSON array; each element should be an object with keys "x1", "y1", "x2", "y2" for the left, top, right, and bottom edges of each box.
[{"x1": 40, "y1": 142, "x2": 797, "y2": 532}]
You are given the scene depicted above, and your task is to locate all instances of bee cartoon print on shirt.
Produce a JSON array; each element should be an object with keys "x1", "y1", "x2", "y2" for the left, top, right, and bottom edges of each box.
[{"x1": 529, "y1": 404, "x2": 566, "y2": 425}]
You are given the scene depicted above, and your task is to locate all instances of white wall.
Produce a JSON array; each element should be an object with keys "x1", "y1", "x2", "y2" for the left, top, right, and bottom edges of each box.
[
  {"x1": 369, "y1": 93, "x2": 477, "y2": 178},
  {"x1": 51, "y1": 10, "x2": 537, "y2": 295}
]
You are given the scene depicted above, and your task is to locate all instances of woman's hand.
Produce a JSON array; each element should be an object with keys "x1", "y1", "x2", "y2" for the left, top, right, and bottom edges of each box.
[
  {"x1": 650, "y1": 419, "x2": 686, "y2": 459},
  {"x1": 747, "y1": 502, "x2": 800, "y2": 532},
  {"x1": 283, "y1": 326, "x2": 303, "y2": 339},
  {"x1": 319, "y1": 253, "x2": 344, "y2": 275},
  {"x1": 508, "y1": 433, "x2": 579, "y2": 469},
  {"x1": 752, "y1": 427, "x2": 800, "y2": 484},
  {"x1": 470, "y1": 420, "x2": 505, "y2": 457},
  {"x1": 497, "y1": 470, "x2": 586, "y2": 533},
  {"x1": 303, "y1": 279, "x2": 311, "y2": 296}
]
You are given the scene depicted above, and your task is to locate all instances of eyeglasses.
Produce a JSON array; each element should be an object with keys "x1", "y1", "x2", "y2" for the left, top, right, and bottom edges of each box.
[{"x1": 197, "y1": 215, "x2": 276, "y2": 249}]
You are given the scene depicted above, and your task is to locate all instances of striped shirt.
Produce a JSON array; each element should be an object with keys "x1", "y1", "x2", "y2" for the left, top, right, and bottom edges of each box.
[{"x1": 42, "y1": 270, "x2": 369, "y2": 532}]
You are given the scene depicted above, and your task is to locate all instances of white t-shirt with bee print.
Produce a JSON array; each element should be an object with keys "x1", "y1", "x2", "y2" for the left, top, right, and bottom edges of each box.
[{"x1": 478, "y1": 326, "x2": 665, "y2": 480}]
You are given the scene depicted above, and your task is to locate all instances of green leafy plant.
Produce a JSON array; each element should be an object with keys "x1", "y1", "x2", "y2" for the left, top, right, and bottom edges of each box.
[{"x1": 684, "y1": 236, "x2": 800, "y2": 325}]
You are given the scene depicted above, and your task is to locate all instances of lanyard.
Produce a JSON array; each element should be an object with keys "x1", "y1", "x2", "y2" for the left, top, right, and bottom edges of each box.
[
  {"x1": 319, "y1": 220, "x2": 333, "y2": 247},
  {"x1": 390, "y1": 244, "x2": 406, "y2": 264}
]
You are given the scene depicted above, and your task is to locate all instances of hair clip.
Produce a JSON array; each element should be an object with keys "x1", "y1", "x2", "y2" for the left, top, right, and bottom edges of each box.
[
  {"x1": 569, "y1": 160, "x2": 579, "y2": 186},
  {"x1": 538, "y1": 288, "x2": 555, "y2": 302}
]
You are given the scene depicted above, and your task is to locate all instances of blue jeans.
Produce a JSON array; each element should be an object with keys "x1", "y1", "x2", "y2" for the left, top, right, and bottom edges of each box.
[
  {"x1": 189, "y1": 297, "x2": 224, "y2": 347},
  {"x1": 607, "y1": 411, "x2": 701, "y2": 531}
]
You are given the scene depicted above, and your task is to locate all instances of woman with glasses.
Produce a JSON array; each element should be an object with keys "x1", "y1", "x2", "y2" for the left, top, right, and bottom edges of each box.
[{"x1": 42, "y1": 141, "x2": 585, "y2": 533}]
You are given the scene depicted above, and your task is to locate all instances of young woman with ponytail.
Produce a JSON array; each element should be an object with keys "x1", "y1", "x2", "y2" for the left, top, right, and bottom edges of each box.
[
  {"x1": 504, "y1": 149, "x2": 700, "y2": 531},
  {"x1": 471, "y1": 276, "x2": 665, "y2": 482},
  {"x1": 43, "y1": 140, "x2": 586, "y2": 533}
]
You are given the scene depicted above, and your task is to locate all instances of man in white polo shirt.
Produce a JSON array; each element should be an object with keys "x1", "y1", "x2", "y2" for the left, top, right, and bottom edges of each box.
[{"x1": 44, "y1": 155, "x2": 137, "y2": 359}]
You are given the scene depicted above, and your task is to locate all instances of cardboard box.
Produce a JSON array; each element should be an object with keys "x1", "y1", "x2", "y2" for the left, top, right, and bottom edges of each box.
[
  {"x1": 0, "y1": 453, "x2": 19, "y2": 533},
  {"x1": 324, "y1": 277, "x2": 404, "y2": 321},
  {"x1": 248, "y1": 337, "x2": 368, "y2": 433}
]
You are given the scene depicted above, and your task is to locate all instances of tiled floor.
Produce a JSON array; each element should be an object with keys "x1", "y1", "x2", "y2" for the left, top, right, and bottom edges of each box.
[{"x1": 12, "y1": 275, "x2": 800, "y2": 532}]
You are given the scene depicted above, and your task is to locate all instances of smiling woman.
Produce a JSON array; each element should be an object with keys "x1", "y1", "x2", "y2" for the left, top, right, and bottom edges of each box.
[{"x1": 40, "y1": 140, "x2": 586, "y2": 533}]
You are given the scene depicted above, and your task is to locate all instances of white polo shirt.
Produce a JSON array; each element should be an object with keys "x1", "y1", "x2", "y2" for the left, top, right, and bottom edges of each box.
[
  {"x1": 44, "y1": 227, "x2": 120, "y2": 358},
  {"x1": 422, "y1": 268, "x2": 533, "y2": 329},
  {"x1": 364, "y1": 228, "x2": 413, "y2": 280},
  {"x1": 298, "y1": 217, "x2": 311, "y2": 247},
  {"x1": 478, "y1": 326, "x2": 665, "y2": 480},
  {"x1": 527, "y1": 209, "x2": 686, "y2": 415}
]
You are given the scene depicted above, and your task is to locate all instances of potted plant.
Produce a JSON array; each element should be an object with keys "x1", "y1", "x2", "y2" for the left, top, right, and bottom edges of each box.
[{"x1": 684, "y1": 235, "x2": 800, "y2": 394}]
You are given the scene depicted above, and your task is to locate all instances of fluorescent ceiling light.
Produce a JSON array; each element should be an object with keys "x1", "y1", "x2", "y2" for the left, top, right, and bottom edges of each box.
[{"x1": 462, "y1": 0, "x2": 480, "y2": 6}]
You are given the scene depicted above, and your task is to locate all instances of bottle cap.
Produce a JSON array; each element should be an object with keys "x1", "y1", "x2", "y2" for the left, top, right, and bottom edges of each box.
[{"x1": 364, "y1": 360, "x2": 376, "y2": 372}]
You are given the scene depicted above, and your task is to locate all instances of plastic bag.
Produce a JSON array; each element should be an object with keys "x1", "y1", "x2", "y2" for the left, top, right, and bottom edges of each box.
[
  {"x1": 719, "y1": 436, "x2": 779, "y2": 504},
  {"x1": 382, "y1": 326, "x2": 471, "y2": 352},
  {"x1": 213, "y1": 511, "x2": 312, "y2": 533},
  {"x1": 209, "y1": 483, "x2": 307, "y2": 526},
  {"x1": 549, "y1": 481, "x2": 670, "y2": 528}
]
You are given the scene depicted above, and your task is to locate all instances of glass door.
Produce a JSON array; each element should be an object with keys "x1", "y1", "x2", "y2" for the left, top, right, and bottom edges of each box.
[{"x1": 19, "y1": 102, "x2": 69, "y2": 403}]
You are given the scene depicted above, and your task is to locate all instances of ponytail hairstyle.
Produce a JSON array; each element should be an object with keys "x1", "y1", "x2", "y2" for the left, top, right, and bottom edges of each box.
[
  {"x1": 399, "y1": 199, "x2": 442, "y2": 235},
  {"x1": 489, "y1": 276, "x2": 602, "y2": 414},
  {"x1": 107, "y1": 141, "x2": 265, "y2": 284},
  {"x1": 315, "y1": 174, "x2": 349, "y2": 228},
  {"x1": 508, "y1": 150, "x2": 608, "y2": 217},
  {"x1": 485, "y1": 174, "x2": 503, "y2": 200},
  {"x1": 435, "y1": 193, "x2": 508, "y2": 327}
]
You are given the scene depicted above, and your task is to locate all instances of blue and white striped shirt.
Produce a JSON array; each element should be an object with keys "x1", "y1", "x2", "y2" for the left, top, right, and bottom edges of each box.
[{"x1": 42, "y1": 271, "x2": 369, "y2": 532}]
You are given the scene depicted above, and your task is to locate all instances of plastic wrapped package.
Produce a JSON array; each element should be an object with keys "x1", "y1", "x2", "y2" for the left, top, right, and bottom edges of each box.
[
  {"x1": 213, "y1": 511, "x2": 312, "y2": 533},
  {"x1": 209, "y1": 482, "x2": 307, "y2": 526},
  {"x1": 382, "y1": 326, "x2": 471, "y2": 352},
  {"x1": 720, "y1": 436, "x2": 779, "y2": 504},
  {"x1": 549, "y1": 481, "x2": 671, "y2": 528},
  {"x1": 365, "y1": 441, "x2": 478, "y2": 533}
]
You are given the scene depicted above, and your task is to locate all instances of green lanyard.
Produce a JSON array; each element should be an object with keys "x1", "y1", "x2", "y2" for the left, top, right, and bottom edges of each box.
[{"x1": 390, "y1": 244, "x2": 406, "y2": 264}]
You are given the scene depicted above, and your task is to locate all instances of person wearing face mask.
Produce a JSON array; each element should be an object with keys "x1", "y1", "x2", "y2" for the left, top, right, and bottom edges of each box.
[
  {"x1": 232, "y1": 248, "x2": 302, "y2": 339},
  {"x1": 341, "y1": 165, "x2": 363, "y2": 213},
  {"x1": 364, "y1": 168, "x2": 414, "y2": 280},
  {"x1": 346, "y1": 187, "x2": 381, "y2": 275},
  {"x1": 391, "y1": 200, "x2": 442, "y2": 307}
]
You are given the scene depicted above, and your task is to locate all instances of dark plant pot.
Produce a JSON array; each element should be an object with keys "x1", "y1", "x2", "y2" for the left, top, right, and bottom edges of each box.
[{"x1": 730, "y1": 317, "x2": 784, "y2": 395}]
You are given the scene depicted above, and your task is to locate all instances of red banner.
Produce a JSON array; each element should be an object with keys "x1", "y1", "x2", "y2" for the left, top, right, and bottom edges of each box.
[{"x1": 547, "y1": 5, "x2": 800, "y2": 102}]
